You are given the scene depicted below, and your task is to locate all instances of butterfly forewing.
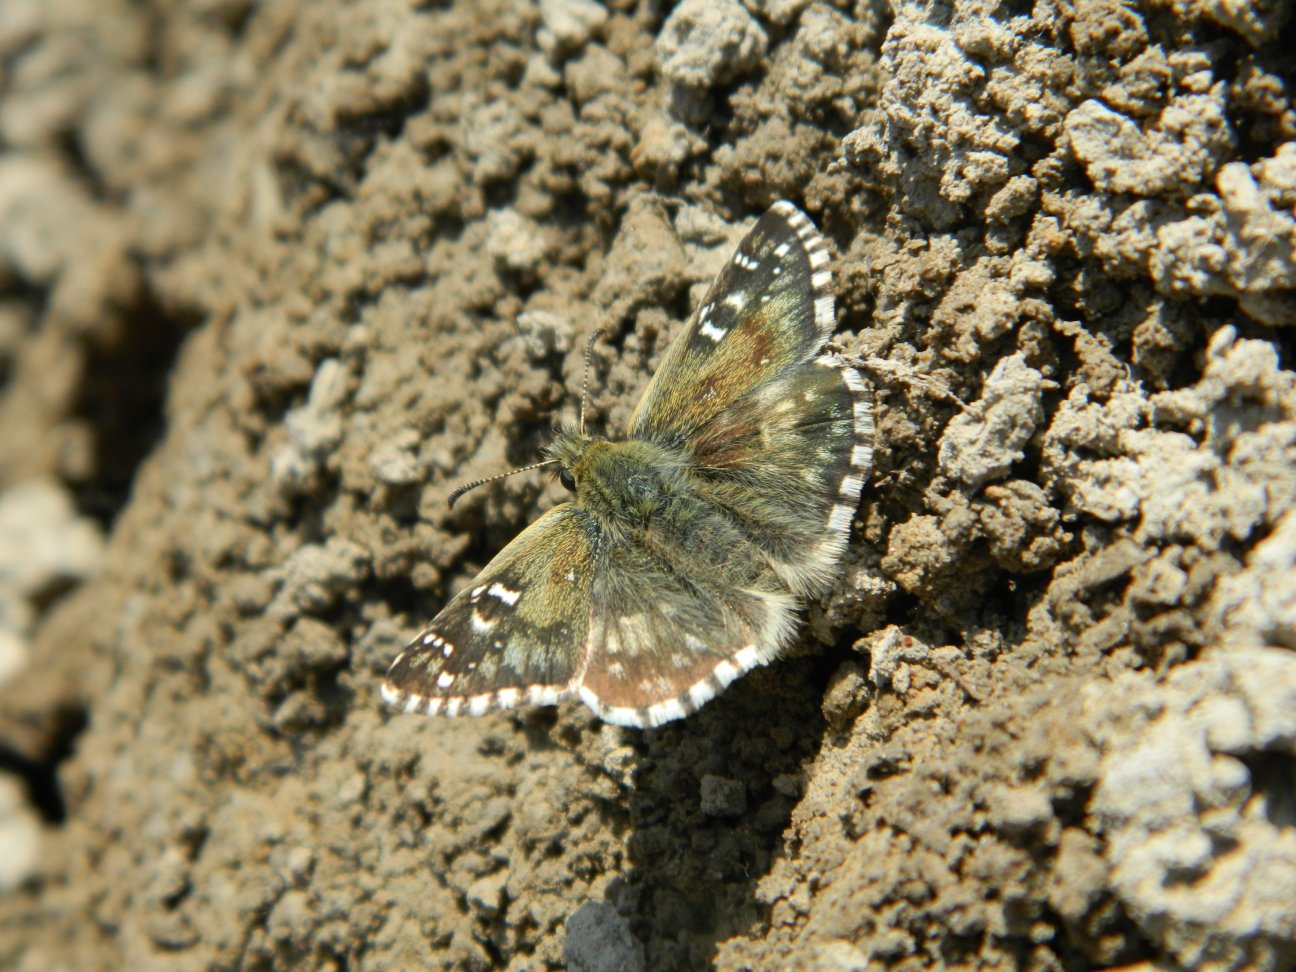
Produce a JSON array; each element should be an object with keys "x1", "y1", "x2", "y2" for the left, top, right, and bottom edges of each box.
[
  {"x1": 382, "y1": 506, "x2": 595, "y2": 717},
  {"x1": 629, "y1": 201, "x2": 836, "y2": 444}
]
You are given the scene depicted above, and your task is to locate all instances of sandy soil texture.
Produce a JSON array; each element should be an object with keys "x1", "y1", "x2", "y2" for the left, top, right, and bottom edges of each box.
[{"x1": 1, "y1": 0, "x2": 1293, "y2": 969}]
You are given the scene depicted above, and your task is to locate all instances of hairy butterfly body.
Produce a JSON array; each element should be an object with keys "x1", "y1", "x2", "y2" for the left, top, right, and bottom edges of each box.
[{"x1": 383, "y1": 201, "x2": 874, "y2": 727}]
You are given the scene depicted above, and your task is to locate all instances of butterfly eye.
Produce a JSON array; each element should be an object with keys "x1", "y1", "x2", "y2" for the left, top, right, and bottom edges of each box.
[{"x1": 559, "y1": 468, "x2": 576, "y2": 492}]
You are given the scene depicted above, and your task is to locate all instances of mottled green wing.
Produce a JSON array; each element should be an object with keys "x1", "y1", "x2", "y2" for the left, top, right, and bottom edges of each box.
[
  {"x1": 629, "y1": 201, "x2": 835, "y2": 444},
  {"x1": 382, "y1": 505, "x2": 595, "y2": 717}
]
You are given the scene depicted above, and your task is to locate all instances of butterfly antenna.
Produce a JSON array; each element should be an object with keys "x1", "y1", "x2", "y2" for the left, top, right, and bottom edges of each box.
[
  {"x1": 447, "y1": 459, "x2": 557, "y2": 510},
  {"x1": 579, "y1": 328, "x2": 606, "y2": 435}
]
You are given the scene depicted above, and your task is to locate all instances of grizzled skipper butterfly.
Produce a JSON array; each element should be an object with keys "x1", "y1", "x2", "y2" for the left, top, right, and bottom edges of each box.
[{"x1": 383, "y1": 202, "x2": 874, "y2": 727}]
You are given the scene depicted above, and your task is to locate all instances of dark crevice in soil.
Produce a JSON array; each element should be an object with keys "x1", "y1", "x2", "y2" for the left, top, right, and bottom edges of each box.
[
  {"x1": 70, "y1": 282, "x2": 196, "y2": 527},
  {"x1": 0, "y1": 704, "x2": 88, "y2": 824},
  {"x1": 0, "y1": 281, "x2": 50, "y2": 392},
  {"x1": 1241, "y1": 751, "x2": 1296, "y2": 828}
]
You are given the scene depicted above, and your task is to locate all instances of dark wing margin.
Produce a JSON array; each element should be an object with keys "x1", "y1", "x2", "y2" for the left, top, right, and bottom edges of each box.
[
  {"x1": 382, "y1": 505, "x2": 595, "y2": 718},
  {"x1": 629, "y1": 201, "x2": 836, "y2": 445}
]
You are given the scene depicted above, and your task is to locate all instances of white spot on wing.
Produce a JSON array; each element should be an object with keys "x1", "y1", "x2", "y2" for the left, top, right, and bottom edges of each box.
[
  {"x1": 841, "y1": 367, "x2": 866, "y2": 392},
  {"x1": 713, "y1": 660, "x2": 740, "y2": 686},
  {"x1": 687, "y1": 679, "x2": 714, "y2": 709},
  {"x1": 839, "y1": 474, "x2": 865, "y2": 498},
  {"x1": 486, "y1": 582, "x2": 520, "y2": 606},
  {"x1": 643, "y1": 698, "x2": 687, "y2": 726},
  {"x1": 699, "y1": 320, "x2": 728, "y2": 342},
  {"x1": 496, "y1": 688, "x2": 520, "y2": 707},
  {"x1": 527, "y1": 685, "x2": 563, "y2": 706},
  {"x1": 827, "y1": 503, "x2": 854, "y2": 535},
  {"x1": 814, "y1": 295, "x2": 834, "y2": 332},
  {"x1": 437, "y1": 671, "x2": 456, "y2": 689}
]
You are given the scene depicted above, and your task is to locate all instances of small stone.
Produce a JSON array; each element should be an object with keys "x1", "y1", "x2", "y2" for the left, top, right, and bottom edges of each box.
[
  {"x1": 821, "y1": 661, "x2": 870, "y2": 728},
  {"x1": 270, "y1": 538, "x2": 370, "y2": 618},
  {"x1": 467, "y1": 871, "x2": 508, "y2": 917},
  {"x1": 772, "y1": 773, "x2": 803, "y2": 798},
  {"x1": 538, "y1": 0, "x2": 609, "y2": 56},
  {"x1": 656, "y1": 0, "x2": 768, "y2": 91},
  {"x1": 515, "y1": 309, "x2": 573, "y2": 359},
  {"x1": 266, "y1": 889, "x2": 312, "y2": 942},
  {"x1": 563, "y1": 902, "x2": 645, "y2": 972},
  {"x1": 276, "y1": 845, "x2": 316, "y2": 884},
  {"x1": 369, "y1": 429, "x2": 423, "y2": 486},
  {"x1": 699, "y1": 774, "x2": 746, "y2": 817},
  {"x1": 598, "y1": 729, "x2": 638, "y2": 790},
  {"x1": 0, "y1": 629, "x2": 28, "y2": 690},
  {"x1": 0, "y1": 476, "x2": 105, "y2": 601},
  {"x1": 485, "y1": 208, "x2": 550, "y2": 276},
  {"x1": 987, "y1": 783, "x2": 1053, "y2": 834}
]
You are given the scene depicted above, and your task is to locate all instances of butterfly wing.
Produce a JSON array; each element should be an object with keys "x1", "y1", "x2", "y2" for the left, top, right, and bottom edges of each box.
[
  {"x1": 634, "y1": 201, "x2": 874, "y2": 596},
  {"x1": 688, "y1": 355, "x2": 874, "y2": 596},
  {"x1": 629, "y1": 201, "x2": 836, "y2": 444},
  {"x1": 574, "y1": 359, "x2": 873, "y2": 728},
  {"x1": 576, "y1": 504, "x2": 801, "y2": 728},
  {"x1": 382, "y1": 505, "x2": 595, "y2": 717},
  {"x1": 383, "y1": 498, "x2": 789, "y2": 728}
]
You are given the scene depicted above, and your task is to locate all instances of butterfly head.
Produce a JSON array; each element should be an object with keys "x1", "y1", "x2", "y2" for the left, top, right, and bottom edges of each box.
[
  {"x1": 544, "y1": 425, "x2": 596, "y2": 490},
  {"x1": 546, "y1": 426, "x2": 685, "y2": 528}
]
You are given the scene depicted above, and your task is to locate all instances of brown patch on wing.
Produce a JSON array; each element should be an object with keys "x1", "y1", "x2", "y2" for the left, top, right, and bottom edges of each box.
[
  {"x1": 689, "y1": 406, "x2": 762, "y2": 469},
  {"x1": 579, "y1": 638, "x2": 737, "y2": 711}
]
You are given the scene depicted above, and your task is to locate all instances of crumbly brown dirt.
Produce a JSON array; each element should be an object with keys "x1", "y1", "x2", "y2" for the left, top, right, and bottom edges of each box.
[{"x1": 0, "y1": 1, "x2": 1293, "y2": 970}]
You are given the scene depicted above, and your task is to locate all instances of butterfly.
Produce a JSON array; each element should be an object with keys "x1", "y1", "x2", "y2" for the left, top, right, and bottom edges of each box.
[{"x1": 382, "y1": 201, "x2": 874, "y2": 728}]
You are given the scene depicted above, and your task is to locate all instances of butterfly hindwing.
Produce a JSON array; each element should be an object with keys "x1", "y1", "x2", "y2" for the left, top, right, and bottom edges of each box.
[
  {"x1": 382, "y1": 505, "x2": 595, "y2": 716},
  {"x1": 688, "y1": 355, "x2": 874, "y2": 595},
  {"x1": 629, "y1": 201, "x2": 835, "y2": 444},
  {"x1": 577, "y1": 495, "x2": 800, "y2": 727}
]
